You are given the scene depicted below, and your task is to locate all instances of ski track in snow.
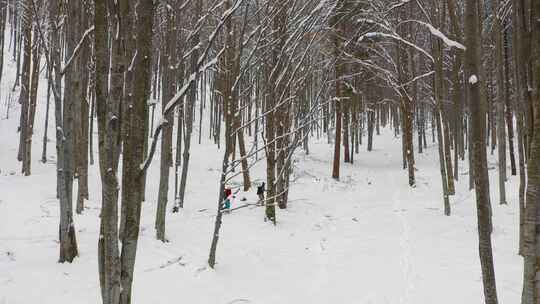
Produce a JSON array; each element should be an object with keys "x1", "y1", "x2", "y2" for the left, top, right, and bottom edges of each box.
[{"x1": 390, "y1": 168, "x2": 414, "y2": 304}]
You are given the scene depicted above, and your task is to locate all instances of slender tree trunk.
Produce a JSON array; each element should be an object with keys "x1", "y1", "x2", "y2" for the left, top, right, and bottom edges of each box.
[
  {"x1": 177, "y1": 0, "x2": 201, "y2": 209},
  {"x1": 42, "y1": 66, "x2": 52, "y2": 164},
  {"x1": 17, "y1": 0, "x2": 31, "y2": 174},
  {"x1": 42, "y1": 0, "x2": 79, "y2": 264},
  {"x1": 493, "y1": 0, "x2": 507, "y2": 205},
  {"x1": 465, "y1": 0, "x2": 499, "y2": 302},
  {"x1": 435, "y1": 109, "x2": 451, "y2": 216},
  {"x1": 155, "y1": 8, "x2": 176, "y2": 241},
  {"x1": 95, "y1": 0, "x2": 124, "y2": 302},
  {"x1": 512, "y1": 0, "x2": 528, "y2": 258},
  {"x1": 503, "y1": 27, "x2": 517, "y2": 176},
  {"x1": 24, "y1": 26, "x2": 40, "y2": 177},
  {"x1": 331, "y1": 2, "x2": 345, "y2": 180},
  {"x1": 119, "y1": 1, "x2": 154, "y2": 303},
  {"x1": 521, "y1": 1, "x2": 540, "y2": 302},
  {"x1": 75, "y1": 5, "x2": 89, "y2": 214},
  {"x1": 208, "y1": 135, "x2": 230, "y2": 269}
]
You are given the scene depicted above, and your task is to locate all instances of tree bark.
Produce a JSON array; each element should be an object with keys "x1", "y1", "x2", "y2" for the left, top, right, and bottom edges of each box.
[
  {"x1": 118, "y1": 1, "x2": 154, "y2": 303},
  {"x1": 465, "y1": 0, "x2": 499, "y2": 302},
  {"x1": 95, "y1": 0, "x2": 121, "y2": 302}
]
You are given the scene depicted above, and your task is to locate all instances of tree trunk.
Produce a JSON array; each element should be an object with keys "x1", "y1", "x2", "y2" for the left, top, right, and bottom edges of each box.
[
  {"x1": 75, "y1": 4, "x2": 90, "y2": 214},
  {"x1": 45, "y1": 0, "x2": 79, "y2": 264},
  {"x1": 493, "y1": 0, "x2": 507, "y2": 205},
  {"x1": 95, "y1": 0, "x2": 121, "y2": 302},
  {"x1": 177, "y1": 0, "x2": 201, "y2": 208},
  {"x1": 17, "y1": 0, "x2": 31, "y2": 174},
  {"x1": 155, "y1": 7, "x2": 176, "y2": 241},
  {"x1": 465, "y1": 0, "x2": 499, "y2": 302},
  {"x1": 521, "y1": 1, "x2": 540, "y2": 302},
  {"x1": 119, "y1": 1, "x2": 154, "y2": 303}
]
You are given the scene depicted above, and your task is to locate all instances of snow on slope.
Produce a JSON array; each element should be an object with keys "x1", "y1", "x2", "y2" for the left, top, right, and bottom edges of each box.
[{"x1": 0, "y1": 56, "x2": 522, "y2": 303}]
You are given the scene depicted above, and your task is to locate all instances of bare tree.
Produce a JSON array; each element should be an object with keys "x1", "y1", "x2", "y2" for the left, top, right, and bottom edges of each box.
[{"x1": 465, "y1": 0, "x2": 498, "y2": 302}]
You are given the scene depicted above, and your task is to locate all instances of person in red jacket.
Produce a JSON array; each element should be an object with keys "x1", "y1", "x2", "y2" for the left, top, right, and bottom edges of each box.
[{"x1": 222, "y1": 188, "x2": 232, "y2": 211}]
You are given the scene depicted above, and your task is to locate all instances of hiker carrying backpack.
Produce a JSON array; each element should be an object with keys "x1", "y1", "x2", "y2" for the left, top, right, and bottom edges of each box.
[{"x1": 256, "y1": 182, "x2": 265, "y2": 206}]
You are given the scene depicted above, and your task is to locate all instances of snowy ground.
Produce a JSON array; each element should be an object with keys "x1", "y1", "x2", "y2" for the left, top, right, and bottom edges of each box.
[{"x1": 0, "y1": 54, "x2": 523, "y2": 303}]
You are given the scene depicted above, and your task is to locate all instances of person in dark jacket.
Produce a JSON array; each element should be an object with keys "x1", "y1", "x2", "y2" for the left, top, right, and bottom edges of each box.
[{"x1": 256, "y1": 182, "x2": 265, "y2": 206}]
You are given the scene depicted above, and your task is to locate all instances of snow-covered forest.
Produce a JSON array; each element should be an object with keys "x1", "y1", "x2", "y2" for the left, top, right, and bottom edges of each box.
[{"x1": 0, "y1": 0, "x2": 539, "y2": 303}]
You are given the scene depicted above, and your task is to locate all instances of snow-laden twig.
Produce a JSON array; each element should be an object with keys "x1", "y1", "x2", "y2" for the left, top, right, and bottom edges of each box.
[
  {"x1": 139, "y1": 120, "x2": 165, "y2": 174},
  {"x1": 359, "y1": 32, "x2": 434, "y2": 62},
  {"x1": 60, "y1": 26, "x2": 95, "y2": 76},
  {"x1": 400, "y1": 20, "x2": 466, "y2": 50},
  {"x1": 399, "y1": 71, "x2": 436, "y2": 88}
]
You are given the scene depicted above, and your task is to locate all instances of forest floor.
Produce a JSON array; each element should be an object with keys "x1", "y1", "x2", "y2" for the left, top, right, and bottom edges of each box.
[{"x1": 0, "y1": 54, "x2": 523, "y2": 304}]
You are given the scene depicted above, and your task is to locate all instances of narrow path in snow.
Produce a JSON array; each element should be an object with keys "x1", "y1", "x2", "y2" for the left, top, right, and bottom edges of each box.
[{"x1": 389, "y1": 160, "x2": 415, "y2": 304}]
